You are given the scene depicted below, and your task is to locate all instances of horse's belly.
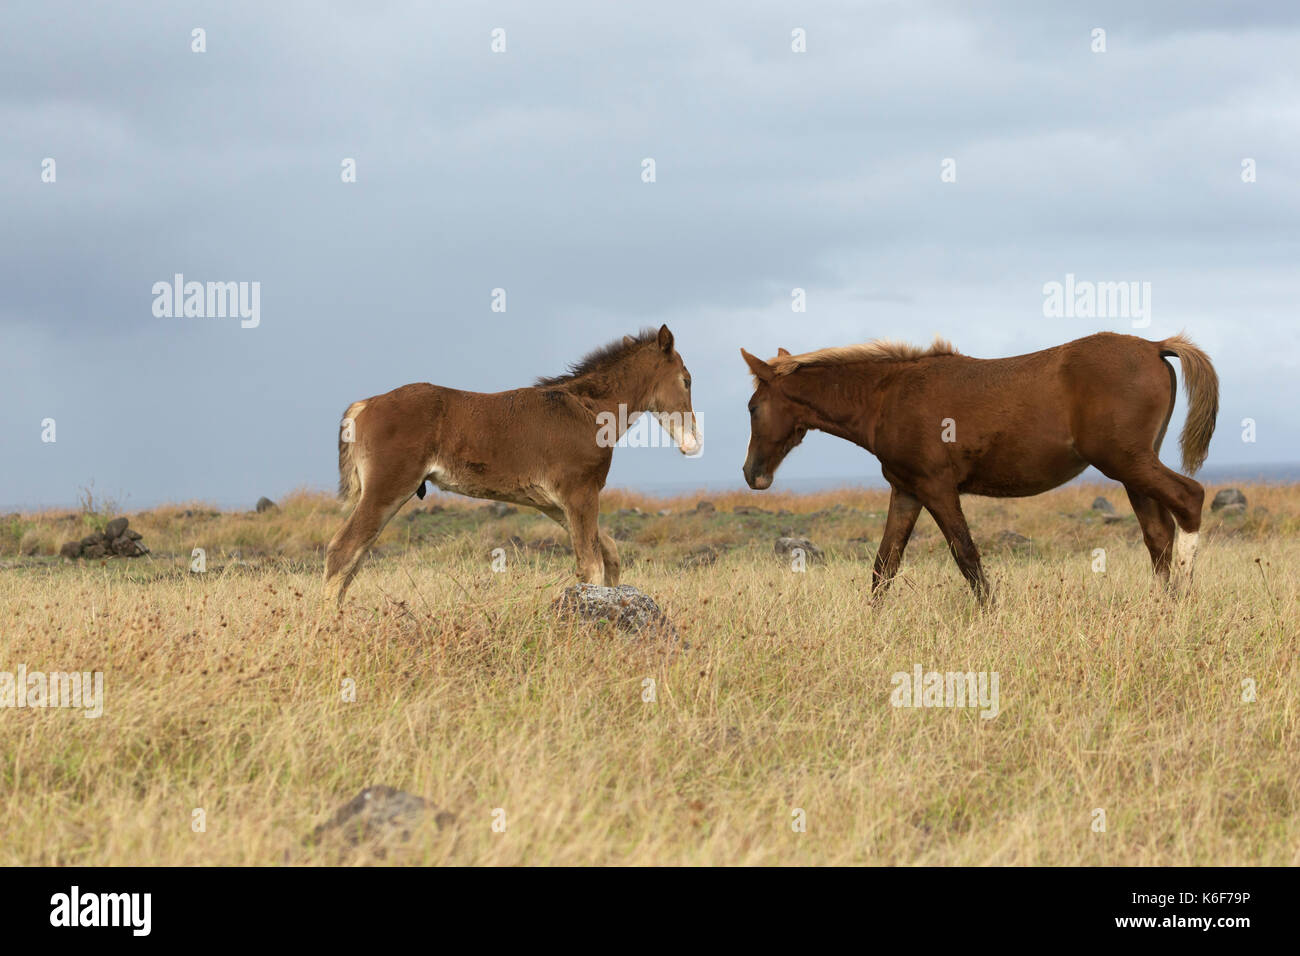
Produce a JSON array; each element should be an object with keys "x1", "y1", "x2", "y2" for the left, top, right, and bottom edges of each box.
[{"x1": 958, "y1": 447, "x2": 1088, "y2": 497}]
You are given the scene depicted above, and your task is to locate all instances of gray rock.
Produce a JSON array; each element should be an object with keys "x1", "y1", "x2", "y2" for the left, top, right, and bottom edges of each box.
[
  {"x1": 774, "y1": 536, "x2": 824, "y2": 562},
  {"x1": 1211, "y1": 488, "x2": 1246, "y2": 511},
  {"x1": 1091, "y1": 497, "x2": 1115, "y2": 514},
  {"x1": 310, "y1": 785, "x2": 455, "y2": 848},
  {"x1": 255, "y1": 496, "x2": 277, "y2": 513},
  {"x1": 553, "y1": 583, "x2": 678, "y2": 639},
  {"x1": 111, "y1": 537, "x2": 147, "y2": 557},
  {"x1": 104, "y1": 516, "x2": 129, "y2": 539},
  {"x1": 680, "y1": 546, "x2": 718, "y2": 569},
  {"x1": 79, "y1": 533, "x2": 104, "y2": 549},
  {"x1": 996, "y1": 530, "x2": 1033, "y2": 550},
  {"x1": 83, "y1": 543, "x2": 109, "y2": 559},
  {"x1": 694, "y1": 500, "x2": 716, "y2": 514},
  {"x1": 59, "y1": 541, "x2": 82, "y2": 560},
  {"x1": 1219, "y1": 502, "x2": 1247, "y2": 517},
  {"x1": 733, "y1": 505, "x2": 772, "y2": 516},
  {"x1": 486, "y1": 501, "x2": 517, "y2": 518}
]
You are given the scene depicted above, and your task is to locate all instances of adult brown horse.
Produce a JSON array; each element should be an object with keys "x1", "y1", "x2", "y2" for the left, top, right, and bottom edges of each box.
[
  {"x1": 324, "y1": 325, "x2": 700, "y2": 607},
  {"x1": 740, "y1": 332, "x2": 1218, "y2": 603}
]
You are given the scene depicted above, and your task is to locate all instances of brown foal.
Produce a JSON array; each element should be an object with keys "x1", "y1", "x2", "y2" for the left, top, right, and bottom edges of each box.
[
  {"x1": 324, "y1": 325, "x2": 700, "y2": 607},
  {"x1": 741, "y1": 332, "x2": 1218, "y2": 603}
]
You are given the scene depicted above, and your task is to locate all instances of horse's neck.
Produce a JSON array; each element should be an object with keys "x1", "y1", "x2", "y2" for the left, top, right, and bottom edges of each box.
[{"x1": 787, "y1": 366, "x2": 879, "y2": 448}]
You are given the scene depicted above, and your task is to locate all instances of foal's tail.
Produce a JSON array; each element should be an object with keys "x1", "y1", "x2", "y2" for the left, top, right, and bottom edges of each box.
[
  {"x1": 337, "y1": 400, "x2": 367, "y2": 506},
  {"x1": 1158, "y1": 334, "x2": 1219, "y2": 475}
]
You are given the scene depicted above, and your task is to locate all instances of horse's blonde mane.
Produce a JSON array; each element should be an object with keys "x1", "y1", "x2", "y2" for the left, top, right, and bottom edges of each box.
[{"x1": 769, "y1": 336, "x2": 958, "y2": 375}]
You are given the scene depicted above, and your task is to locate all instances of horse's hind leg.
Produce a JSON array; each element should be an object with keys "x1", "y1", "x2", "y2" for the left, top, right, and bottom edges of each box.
[
  {"x1": 1105, "y1": 458, "x2": 1205, "y2": 582},
  {"x1": 917, "y1": 486, "x2": 992, "y2": 605},
  {"x1": 871, "y1": 486, "x2": 922, "y2": 598},
  {"x1": 1123, "y1": 488, "x2": 1176, "y2": 583}
]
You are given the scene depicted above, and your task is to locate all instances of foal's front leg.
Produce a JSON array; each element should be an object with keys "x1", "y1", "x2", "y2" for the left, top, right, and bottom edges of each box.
[{"x1": 560, "y1": 492, "x2": 605, "y2": 586}]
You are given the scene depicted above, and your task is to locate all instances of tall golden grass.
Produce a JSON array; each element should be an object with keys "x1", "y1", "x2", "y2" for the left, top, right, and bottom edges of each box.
[{"x1": 0, "y1": 482, "x2": 1295, "y2": 864}]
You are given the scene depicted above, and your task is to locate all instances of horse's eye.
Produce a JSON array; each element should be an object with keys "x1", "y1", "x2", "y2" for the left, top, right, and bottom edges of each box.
[
  {"x1": 684, "y1": 377, "x2": 691, "y2": 390},
  {"x1": 748, "y1": 404, "x2": 757, "y2": 415}
]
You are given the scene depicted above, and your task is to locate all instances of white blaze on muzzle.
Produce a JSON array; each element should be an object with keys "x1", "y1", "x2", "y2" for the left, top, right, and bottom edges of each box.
[{"x1": 655, "y1": 411, "x2": 702, "y2": 456}]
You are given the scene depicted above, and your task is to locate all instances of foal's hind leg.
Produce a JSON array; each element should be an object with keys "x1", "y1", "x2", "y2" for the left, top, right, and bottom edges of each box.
[
  {"x1": 1123, "y1": 488, "x2": 1176, "y2": 584},
  {"x1": 323, "y1": 492, "x2": 407, "y2": 608}
]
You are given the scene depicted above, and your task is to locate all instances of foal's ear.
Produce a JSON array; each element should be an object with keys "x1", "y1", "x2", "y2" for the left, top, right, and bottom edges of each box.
[
  {"x1": 776, "y1": 347, "x2": 791, "y2": 356},
  {"x1": 657, "y1": 324, "x2": 674, "y2": 353},
  {"x1": 740, "y1": 348, "x2": 774, "y2": 383}
]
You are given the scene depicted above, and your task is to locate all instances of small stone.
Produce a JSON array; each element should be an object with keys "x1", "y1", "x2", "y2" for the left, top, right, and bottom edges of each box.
[
  {"x1": 680, "y1": 546, "x2": 718, "y2": 569},
  {"x1": 694, "y1": 500, "x2": 716, "y2": 514},
  {"x1": 774, "y1": 536, "x2": 824, "y2": 561},
  {"x1": 486, "y1": 501, "x2": 517, "y2": 518},
  {"x1": 553, "y1": 583, "x2": 678, "y2": 640},
  {"x1": 1091, "y1": 497, "x2": 1115, "y2": 514},
  {"x1": 59, "y1": 541, "x2": 82, "y2": 560},
  {"x1": 1211, "y1": 488, "x2": 1246, "y2": 511},
  {"x1": 255, "y1": 496, "x2": 277, "y2": 513},
  {"x1": 309, "y1": 786, "x2": 455, "y2": 849},
  {"x1": 996, "y1": 530, "x2": 1033, "y2": 550}
]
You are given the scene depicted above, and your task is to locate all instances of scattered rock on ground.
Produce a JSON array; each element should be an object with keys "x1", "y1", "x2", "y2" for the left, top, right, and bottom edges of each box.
[
  {"x1": 733, "y1": 505, "x2": 772, "y2": 515},
  {"x1": 553, "y1": 583, "x2": 678, "y2": 639},
  {"x1": 1091, "y1": 496, "x2": 1115, "y2": 514},
  {"x1": 255, "y1": 496, "x2": 277, "y2": 513},
  {"x1": 996, "y1": 530, "x2": 1033, "y2": 551},
  {"x1": 486, "y1": 501, "x2": 517, "y2": 518},
  {"x1": 694, "y1": 500, "x2": 716, "y2": 514},
  {"x1": 1211, "y1": 488, "x2": 1247, "y2": 512},
  {"x1": 774, "y1": 536, "x2": 824, "y2": 562},
  {"x1": 309, "y1": 786, "x2": 455, "y2": 849},
  {"x1": 680, "y1": 545, "x2": 718, "y2": 569},
  {"x1": 60, "y1": 518, "x2": 149, "y2": 561},
  {"x1": 1219, "y1": 502, "x2": 1247, "y2": 516}
]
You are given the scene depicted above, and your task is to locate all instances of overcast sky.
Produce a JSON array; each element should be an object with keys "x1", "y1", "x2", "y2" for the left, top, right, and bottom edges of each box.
[{"x1": 3, "y1": 0, "x2": 1297, "y2": 510}]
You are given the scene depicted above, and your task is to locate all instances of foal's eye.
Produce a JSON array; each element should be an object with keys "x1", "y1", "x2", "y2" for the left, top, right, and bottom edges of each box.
[
  {"x1": 748, "y1": 403, "x2": 757, "y2": 415},
  {"x1": 683, "y1": 377, "x2": 691, "y2": 390}
]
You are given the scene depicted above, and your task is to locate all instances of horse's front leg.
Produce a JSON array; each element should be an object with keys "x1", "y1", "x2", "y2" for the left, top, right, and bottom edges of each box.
[{"x1": 871, "y1": 485, "x2": 922, "y2": 598}]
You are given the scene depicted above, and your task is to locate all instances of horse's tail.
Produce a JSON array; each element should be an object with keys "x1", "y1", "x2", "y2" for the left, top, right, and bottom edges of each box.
[
  {"x1": 337, "y1": 400, "x2": 367, "y2": 505},
  {"x1": 1158, "y1": 334, "x2": 1219, "y2": 475}
]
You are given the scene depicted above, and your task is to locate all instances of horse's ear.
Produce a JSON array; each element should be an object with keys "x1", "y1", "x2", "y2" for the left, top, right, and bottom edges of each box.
[
  {"x1": 657, "y1": 324, "x2": 674, "y2": 353},
  {"x1": 741, "y1": 348, "x2": 774, "y2": 383},
  {"x1": 623, "y1": 335, "x2": 636, "y2": 347},
  {"x1": 776, "y1": 347, "x2": 791, "y2": 357}
]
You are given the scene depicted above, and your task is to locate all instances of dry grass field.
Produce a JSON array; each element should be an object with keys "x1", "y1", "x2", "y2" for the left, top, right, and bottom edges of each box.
[{"x1": 1, "y1": 482, "x2": 1296, "y2": 865}]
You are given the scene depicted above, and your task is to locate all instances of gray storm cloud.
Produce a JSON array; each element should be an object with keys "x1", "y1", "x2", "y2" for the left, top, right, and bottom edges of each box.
[{"x1": 2, "y1": 0, "x2": 1297, "y2": 508}]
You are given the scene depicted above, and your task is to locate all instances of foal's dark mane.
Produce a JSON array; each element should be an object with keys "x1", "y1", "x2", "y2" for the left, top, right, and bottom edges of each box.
[{"x1": 535, "y1": 328, "x2": 659, "y2": 387}]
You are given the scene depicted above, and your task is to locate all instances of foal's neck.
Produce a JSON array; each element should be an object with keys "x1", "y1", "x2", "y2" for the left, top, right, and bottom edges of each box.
[{"x1": 558, "y1": 355, "x2": 655, "y2": 425}]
